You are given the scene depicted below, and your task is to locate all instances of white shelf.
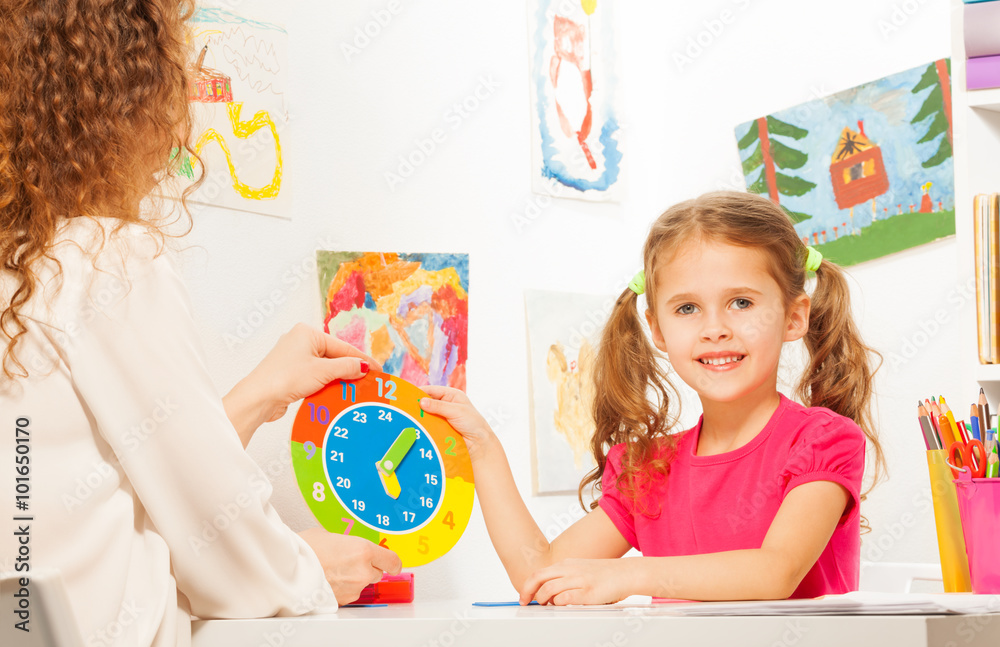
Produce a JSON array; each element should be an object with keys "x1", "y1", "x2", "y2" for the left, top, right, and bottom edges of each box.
[
  {"x1": 967, "y1": 87, "x2": 1000, "y2": 112},
  {"x1": 975, "y1": 363, "x2": 1000, "y2": 382},
  {"x1": 952, "y1": 0, "x2": 1000, "y2": 384}
]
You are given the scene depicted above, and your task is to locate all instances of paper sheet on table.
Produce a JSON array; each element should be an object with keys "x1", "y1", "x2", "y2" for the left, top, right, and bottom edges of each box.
[{"x1": 598, "y1": 592, "x2": 1000, "y2": 616}]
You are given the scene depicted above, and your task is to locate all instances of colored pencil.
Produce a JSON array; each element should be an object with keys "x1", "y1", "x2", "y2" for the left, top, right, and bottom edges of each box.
[
  {"x1": 970, "y1": 403, "x2": 982, "y2": 441},
  {"x1": 979, "y1": 387, "x2": 991, "y2": 431},
  {"x1": 929, "y1": 399, "x2": 943, "y2": 437},
  {"x1": 918, "y1": 402, "x2": 941, "y2": 448},
  {"x1": 918, "y1": 416, "x2": 937, "y2": 450}
]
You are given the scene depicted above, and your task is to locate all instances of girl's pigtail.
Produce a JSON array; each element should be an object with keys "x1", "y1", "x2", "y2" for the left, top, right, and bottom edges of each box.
[
  {"x1": 579, "y1": 286, "x2": 675, "y2": 511},
  {"x1": 796, "y1": 259, "x2": 886, "y2": 526}
]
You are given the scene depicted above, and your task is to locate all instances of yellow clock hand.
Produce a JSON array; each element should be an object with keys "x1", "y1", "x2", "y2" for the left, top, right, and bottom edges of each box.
[{"x1": 376, "y1": 427, "x2": 417, "y2": 499}]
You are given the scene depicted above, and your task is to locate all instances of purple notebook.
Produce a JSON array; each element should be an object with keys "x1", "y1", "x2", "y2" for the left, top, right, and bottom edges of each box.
[{"x1": 968, "y1": 55, "x2": 1000, "y2": 90}]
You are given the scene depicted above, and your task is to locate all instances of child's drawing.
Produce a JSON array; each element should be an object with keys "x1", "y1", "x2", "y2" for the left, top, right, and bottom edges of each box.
[
  {"x1": 170, "y1": 8, "x2": 289, "y2": 218},
  {"x1": 317, "y1": 252, "x2": 469, "y2": 390},
  {"x1": 735, "y1": 59, "x2": 954, "y2": 266},
  {"x1": 525, "y1": 289, "x2": 611, "y2": 495},
  {"x1": 528, "y1": 0, "x2": 623, "y2": 202}
]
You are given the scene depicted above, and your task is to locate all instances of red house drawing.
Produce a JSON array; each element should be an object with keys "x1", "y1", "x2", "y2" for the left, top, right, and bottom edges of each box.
[
  {"x1": 829, "y1": 121, "x2": 889, "y2": 212},
  {"x1": 188, "y1": 45, "x2": 233, "y2": 104}
]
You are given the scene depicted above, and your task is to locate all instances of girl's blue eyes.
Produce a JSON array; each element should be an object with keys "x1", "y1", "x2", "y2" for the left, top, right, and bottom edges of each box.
[{"x1": 675, "y1": 298, "x2": 753, "y2": 315}]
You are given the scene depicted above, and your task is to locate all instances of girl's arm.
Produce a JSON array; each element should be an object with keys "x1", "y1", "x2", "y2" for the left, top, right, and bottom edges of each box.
[
  {"x1": 521, "y1": 479, "x2": 850, "y2": 604},
  {"x1": 419, "y1": 387, "x2": 631, "y2": 591}
]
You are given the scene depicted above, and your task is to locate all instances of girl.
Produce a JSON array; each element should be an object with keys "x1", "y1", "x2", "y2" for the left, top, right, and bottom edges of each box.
[
  {"x1": 0, "y1": 2, "x2": 398, "y2": 646},
  {"x1": 420, "y1": 191, "x2": 885, "y2": 604}
]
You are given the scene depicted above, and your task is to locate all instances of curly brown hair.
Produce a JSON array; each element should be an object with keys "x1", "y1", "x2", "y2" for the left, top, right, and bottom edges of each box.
[
  {"x1": 582, "y1": 191, "x2": 886, "y2": 530},
  {"x1": 0, "y1": 0, "x2": 199, "y2": 380}
]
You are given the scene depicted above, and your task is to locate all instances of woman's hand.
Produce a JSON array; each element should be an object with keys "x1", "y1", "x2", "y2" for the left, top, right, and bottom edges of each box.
[
  {"x1": 224, "y1": 323, "x2": 381, "y2": 447},
  {"x1": 418, "y1": 385, "x2": 497, "y2": 461},
  {"x1": 518, "y1": 558, "x2": 633, "y2": 606},
  {"x1": 298, "y1": 527, "x2": 402, "y2": 606}
]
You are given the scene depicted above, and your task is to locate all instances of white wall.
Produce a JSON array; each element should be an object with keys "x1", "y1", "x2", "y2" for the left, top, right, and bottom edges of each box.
[{"x1": 174, "y1": 0, "x2": 964, "y2": 601}]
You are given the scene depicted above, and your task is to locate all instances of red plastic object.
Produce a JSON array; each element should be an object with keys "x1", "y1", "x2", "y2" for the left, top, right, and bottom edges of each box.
[{"x1": 355, "y1": 573, "x2": 414, "y2": 604}]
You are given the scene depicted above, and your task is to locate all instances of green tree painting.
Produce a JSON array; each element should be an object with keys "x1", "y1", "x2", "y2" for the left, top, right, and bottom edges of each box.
[
  {"x1": 738, "y1": 116, "x2": 817, "y2": 223},
  {"x1": 911, "y1": 59, "x2": 953, "y2": 168}
]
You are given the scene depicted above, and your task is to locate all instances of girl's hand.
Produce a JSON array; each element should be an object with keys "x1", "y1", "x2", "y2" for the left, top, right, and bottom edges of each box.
[
  {"x1": 519, "y1": 559, "x2": 631, "y2": 606},
  {"x1": 298, "y1": 527, "x2": 402, "y2": 606},
  {"x1": 225, "y1": 323, "x2": 380, "y2": 447},
  {"x1": 418, "y1": 385, "x2": 496, "y2": 461}
]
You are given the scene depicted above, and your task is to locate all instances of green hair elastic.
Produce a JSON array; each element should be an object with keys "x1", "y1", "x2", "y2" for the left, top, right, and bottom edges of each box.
[
  {"x1": 805, "y1": 246, "x2": 823, "y2": 272},
  {"x1": 628, "y1": 271, "x2": 645, "y2": 295}
]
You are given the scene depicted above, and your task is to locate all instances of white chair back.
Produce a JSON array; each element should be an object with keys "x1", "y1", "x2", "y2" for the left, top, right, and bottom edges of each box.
[{"x1": 1, "y1": 570, "x2": 84, "y2": 647}]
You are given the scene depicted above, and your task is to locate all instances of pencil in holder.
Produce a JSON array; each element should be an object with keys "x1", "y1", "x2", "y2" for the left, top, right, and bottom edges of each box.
[
  {"x1": 926, "y1": 449, "x2": 972, "y2": 592},
  {"x1": 952, "y1": 468, "x2": 1000, "y2": 593}
]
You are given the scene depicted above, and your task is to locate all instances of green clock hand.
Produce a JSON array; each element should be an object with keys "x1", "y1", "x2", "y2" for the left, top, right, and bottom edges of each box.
[
  {"x1": 376, "y1": 427, "x2": 417, "y2": 500},
  {"x1": 378, "y1": 427, "x2": 417, "y2": 474}
]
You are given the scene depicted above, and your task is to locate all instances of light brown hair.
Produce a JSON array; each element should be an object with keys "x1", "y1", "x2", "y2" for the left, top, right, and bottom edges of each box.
[
  {"x1": 0, "y1": 0, "x2": 199, "y2": 380},
  {"x1": 581, "y1": 191, "x2": 885, "y2": 528}
]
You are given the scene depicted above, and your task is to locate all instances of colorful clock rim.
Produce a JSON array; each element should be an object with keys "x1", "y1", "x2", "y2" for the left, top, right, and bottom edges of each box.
[{"x1": 290, "y1": 371, "x2": 474, "y2": 567}]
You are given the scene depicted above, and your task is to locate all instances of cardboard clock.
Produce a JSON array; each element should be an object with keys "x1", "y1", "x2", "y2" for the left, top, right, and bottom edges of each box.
[{"x1": 291, "y1": 371, "x2": 474, "y2": 567}]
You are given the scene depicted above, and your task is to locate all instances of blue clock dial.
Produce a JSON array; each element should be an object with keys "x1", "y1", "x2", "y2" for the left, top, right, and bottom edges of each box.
[{"x1": 323, "y1": 403, "x2": 445, "y2": 534}]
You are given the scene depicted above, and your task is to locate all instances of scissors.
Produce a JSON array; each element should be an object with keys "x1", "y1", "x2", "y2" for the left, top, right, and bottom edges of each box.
[{"x1": 948, "y1": 439, "x2": 987, "y2": 478}]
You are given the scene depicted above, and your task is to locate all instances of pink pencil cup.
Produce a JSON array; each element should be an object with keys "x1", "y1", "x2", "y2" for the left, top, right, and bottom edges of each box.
[{"x1": 953, "y1": 469, "x2": 1000, "y2": 593}]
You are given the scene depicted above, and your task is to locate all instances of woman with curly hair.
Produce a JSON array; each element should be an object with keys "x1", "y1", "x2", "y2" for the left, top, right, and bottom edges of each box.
[{"x1": 0, "y1": 2, "x2": 399, "y2": 644}]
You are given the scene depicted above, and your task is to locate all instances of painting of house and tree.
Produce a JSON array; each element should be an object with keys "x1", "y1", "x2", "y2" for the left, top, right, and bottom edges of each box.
[{"x1": 735, "y1": 59, "x2": 954, "y2": 266}]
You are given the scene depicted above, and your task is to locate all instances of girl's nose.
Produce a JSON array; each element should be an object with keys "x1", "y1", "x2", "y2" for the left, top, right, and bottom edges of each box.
[{"x1": 700, "y1": 312, "x2": 732, "y2": 342}]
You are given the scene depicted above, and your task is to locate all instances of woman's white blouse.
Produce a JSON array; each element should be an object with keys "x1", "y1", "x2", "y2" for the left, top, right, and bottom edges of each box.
[{"x1": 0, "y1": 218, "x2": 336, "y2": 647}]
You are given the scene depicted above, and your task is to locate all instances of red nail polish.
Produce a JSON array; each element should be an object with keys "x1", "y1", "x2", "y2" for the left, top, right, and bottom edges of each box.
[{"x1": 360, "y1": 361, "x2": 369, "y2": 373}]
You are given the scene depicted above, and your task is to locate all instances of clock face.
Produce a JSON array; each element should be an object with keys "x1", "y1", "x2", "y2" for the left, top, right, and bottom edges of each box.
[
  {"x1": 324, "y1": 402, "x2": 444, "y2": 534},
  {"x1": 291, "y1": 371, "x2": 474, "y2": 567}
]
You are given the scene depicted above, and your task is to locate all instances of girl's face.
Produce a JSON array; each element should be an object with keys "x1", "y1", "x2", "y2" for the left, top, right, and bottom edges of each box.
[{"x1": 645, "y1": 239, "x2": 810, "y2": 406}]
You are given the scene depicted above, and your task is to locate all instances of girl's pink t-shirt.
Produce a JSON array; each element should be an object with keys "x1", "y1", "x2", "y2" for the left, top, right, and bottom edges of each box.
[{"x1": 599, "y1": 394, "x2": 865, "y2": 599}]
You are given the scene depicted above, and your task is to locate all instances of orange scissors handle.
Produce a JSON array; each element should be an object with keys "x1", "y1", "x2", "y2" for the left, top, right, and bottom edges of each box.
[{"x1": 949, "y1": 440, "x2": 987, "y2": 478}]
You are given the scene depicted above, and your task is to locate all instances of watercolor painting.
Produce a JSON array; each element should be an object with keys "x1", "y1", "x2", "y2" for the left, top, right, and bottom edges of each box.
[
  {"x1": 525, "y1": 289, "x2": 613, "y2": 495},
  {"x1": 168, "y1": 8, "x2": 290, "y2": 218},
  {"x1": 317, "y1": 252, "x2": 469, "y2": 390},
  {"x1": 735, "y1": 59, "x2": 954, "y2": 266},
  {"x1": 528, "y1": 0, "x2": 623, "y2": 202}
]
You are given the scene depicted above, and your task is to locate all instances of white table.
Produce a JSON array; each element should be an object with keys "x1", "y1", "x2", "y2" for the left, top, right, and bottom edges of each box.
[{"x1": 191, "y1": 601, "x2": 1000, "y2": 647}]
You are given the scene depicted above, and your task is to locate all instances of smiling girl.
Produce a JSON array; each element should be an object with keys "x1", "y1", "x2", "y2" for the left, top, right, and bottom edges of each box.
[{"x1": 420, "y1": 191, "x2": 885, "y2": 604}]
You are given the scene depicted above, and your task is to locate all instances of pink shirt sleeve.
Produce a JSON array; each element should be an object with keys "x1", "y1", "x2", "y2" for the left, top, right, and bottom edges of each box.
[
  {"x1": 781, "y1": 414, "x2": 866, "y2": 523},
  {"x1": 598, "y1": 443, "x2": 639, "y2": 549}
]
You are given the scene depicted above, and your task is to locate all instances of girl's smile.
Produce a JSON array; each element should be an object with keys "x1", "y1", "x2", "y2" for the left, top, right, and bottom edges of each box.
[{"x1": 696, "y1": 352, "x2": 747, "y2": 369}]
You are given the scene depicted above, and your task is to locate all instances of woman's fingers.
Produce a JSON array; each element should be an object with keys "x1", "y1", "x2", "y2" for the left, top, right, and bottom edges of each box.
[
  {"x1": 314, "y1": 357, "x2": 369, "y2": 386},
  {"x1": 370, "y1": 544, "x2": 403, "y2": 576},
  {"x1": 313, "y1": 326, "x2": 382, "y2": 371}
]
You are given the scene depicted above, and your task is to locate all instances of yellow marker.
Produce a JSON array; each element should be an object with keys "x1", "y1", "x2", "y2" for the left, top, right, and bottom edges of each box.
[{"x1": 939, "y1": 396, "x2": 962, "y2": 442}]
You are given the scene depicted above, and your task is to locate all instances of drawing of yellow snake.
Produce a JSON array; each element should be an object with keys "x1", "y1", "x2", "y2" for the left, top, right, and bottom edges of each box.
[{"x1": 195, "y1": 102, "x2": 283, "y2": 200}]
